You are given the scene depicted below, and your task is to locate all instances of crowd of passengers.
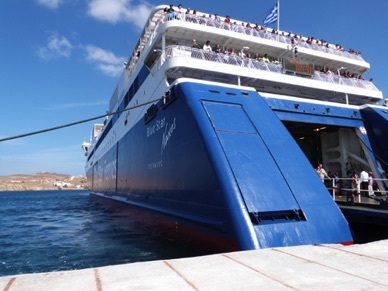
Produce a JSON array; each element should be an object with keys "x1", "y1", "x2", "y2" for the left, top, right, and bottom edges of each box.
[
  {"x1": 192, "y1": 39, "x2": 276, "y2": 64},
  {"x1": 190, "y1": 38, "x2": 370, "y2": 82},
  {"x1": 163, "y1": 4, "x2": 362, "y2": 59}
]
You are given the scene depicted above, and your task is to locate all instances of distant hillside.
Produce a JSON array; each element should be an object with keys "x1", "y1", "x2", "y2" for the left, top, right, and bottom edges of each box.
[{"x1": 0, "y1": 172, "x2": 88, "y2": 191}]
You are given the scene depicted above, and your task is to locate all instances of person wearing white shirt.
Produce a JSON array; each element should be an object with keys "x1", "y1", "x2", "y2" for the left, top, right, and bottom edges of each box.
[
  {"x1": 316, "y1": 163, "x2": 330, "y2": 183},
  {"x1": 203, "y1": 40, "x2": 212, "y2": 51},
  {"x1": 360, "y1": 170, "x2": 369, "y2": 196}
]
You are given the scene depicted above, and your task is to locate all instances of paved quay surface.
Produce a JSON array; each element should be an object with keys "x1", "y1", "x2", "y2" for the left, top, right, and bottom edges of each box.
[{"x1": 1, "y1": 240, "x2": 388, "y2": 291}]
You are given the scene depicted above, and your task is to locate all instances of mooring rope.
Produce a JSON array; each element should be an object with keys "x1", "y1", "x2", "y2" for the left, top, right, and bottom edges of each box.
[{"x1": 0, "y1": 97, "x2": 163, "y2": 143}]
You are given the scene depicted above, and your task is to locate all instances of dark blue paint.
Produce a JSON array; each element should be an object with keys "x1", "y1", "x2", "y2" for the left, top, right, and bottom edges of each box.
[
  {"x1": 360, "y1": 106, "x2": 388, "y2": 176},
  {"x1": 88, "y1": 81, "x2": 355, "y2": 251}
]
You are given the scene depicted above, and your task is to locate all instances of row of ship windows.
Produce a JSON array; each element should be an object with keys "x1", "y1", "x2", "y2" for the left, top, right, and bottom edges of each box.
[{"x1": 87, "y1": 65, "x2": 151, "y2": 162}]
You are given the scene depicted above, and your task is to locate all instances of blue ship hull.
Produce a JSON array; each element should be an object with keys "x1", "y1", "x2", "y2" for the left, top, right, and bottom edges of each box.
[{"x1": 87, "y1": 81, "x2": 365, "y2": 251}]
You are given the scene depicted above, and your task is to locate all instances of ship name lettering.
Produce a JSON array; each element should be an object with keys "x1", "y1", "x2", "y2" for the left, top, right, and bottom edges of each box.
[
  {"x1": 147, "y1": 117, "x2": 166, "y2": 137},
  {"x1": 161, "y1": 118, "x2": 176, "y2": 155},
  {"x1": 147, "y1": 125, "x2": 155, "y2": 137},
  {"x1": 148, "y1": 160, "x2": 163, "y2": 170}
]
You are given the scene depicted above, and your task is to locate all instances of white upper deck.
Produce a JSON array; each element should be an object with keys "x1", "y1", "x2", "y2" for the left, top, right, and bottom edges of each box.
[{"x1": 110, "y1": 4, "x2": 382, "y2": 112}]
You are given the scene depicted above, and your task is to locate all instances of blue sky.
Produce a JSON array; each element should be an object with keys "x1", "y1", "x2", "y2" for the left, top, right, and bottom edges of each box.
[{"x1": 1, "y1": 0, "x2": 387, "y2": 176}]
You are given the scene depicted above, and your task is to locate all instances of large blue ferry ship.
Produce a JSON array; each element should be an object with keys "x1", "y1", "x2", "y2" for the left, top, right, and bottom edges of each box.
[{"x1": 82, "y1": 5, "x2": 388, "y2": 251}]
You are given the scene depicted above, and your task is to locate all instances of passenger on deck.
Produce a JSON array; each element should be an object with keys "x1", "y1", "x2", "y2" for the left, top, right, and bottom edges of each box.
[
  {"x1": 199, "y1": 14, "x2": 207, "y2": 25},
  {"x1": 192, "y1": 39, "x2": 200, "y2": 49},
  {"x1": 166, "y1": 5, "x2": 175, "y2": 21},
  {"x1": 191, "y1": 39, "x2": 200, "y2": 58},
  {"x1": 325, "y1": 68, "x2": 334, "y2": 75},
  {"x1": 213, "y1": 44, "x2": 221, "y2": 53},
  {"x1": 176, "y1": 4, "x2": 184, "y2": 19},
  {"x1": 203, "y1": 40, "x2": 212, "y2": 61},
  {"x1": 383, "y1": 99, "x2": 388, "y2": 107},
  {"x1": 261, "y1": 54, "x2": 270, "y2": 63},
  {"x1": 203, "y1": 40, "x2": 212, "y2": 51},
  {"x1": 333, "y1": 172, "x2": 341, "y2": 195},
  {"x1": 239, "y1": 48, "x2": 246, "y2": 58},
  {"x1": 351, "y1": 172, "x2": 360, "y2": 196},
  {"x1": 360, "y1": 170, "x2": 369, "y2": 196},
  {"x1": 316, "y1": 163, "x2": 330, "y2": 183},
  {"x1": 368, "y1": 172, "x2": 375, "y2": 196},
  {"x1": 207, "y1": 14, "x2": 214, "y2": 26}
]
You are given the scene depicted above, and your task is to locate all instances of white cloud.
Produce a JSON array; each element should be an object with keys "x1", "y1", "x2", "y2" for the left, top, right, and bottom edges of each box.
[
  {"x1": 37, "y1": 35, "x2": 124, "y2": 77},
  {"x1": 37, "y1": 0, "x2": 62, "y2": 9},
  {"x1": 96, "y1": 63, "x2": 123, "y2": 77},
  {"x1": 83, "y1": 45, "x2": 125, "y2": 77},
  {"x1": 87, "y1": 0, "x2": 152, "y2": 29},
  {"x1": 38, "y1": 34, "x2": 73, "y2": 60}
]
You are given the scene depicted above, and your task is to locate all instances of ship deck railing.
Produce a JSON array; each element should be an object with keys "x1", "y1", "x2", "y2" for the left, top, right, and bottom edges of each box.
[
  {"x1": 159, "y1": 13, "x2": 364, "y2": 62},
  {"x1": 324, "y1": 177, "x2": 388, "y2": 201},
  {"x1": 156, "y1": 45, "x2": 378, "y2": 92}
]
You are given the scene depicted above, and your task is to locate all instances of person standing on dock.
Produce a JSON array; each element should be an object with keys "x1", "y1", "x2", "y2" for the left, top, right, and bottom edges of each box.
[{"x1": 360, "y1": 170, "x2": 369, "y2": 196}]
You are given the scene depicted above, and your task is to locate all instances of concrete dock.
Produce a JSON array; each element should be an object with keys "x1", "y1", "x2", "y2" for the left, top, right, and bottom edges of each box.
[{"x1": 1, "y1": 240, "x2": 388, "y2": 290}]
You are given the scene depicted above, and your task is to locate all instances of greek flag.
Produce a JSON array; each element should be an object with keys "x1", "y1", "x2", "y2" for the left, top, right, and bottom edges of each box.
[{"x1": 263, "y1": 3, "x2": 278, "y2": 26}]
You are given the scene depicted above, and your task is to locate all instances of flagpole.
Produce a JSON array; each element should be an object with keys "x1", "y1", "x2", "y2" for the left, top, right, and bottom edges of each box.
[{"x1": 277, "y1": 0, "x2": 280, "y2": 31}]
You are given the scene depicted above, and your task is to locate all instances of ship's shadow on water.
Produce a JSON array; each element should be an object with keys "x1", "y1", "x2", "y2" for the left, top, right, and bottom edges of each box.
[{"x1": 0, "y1": 190, "x2": 209, "y2": 277}]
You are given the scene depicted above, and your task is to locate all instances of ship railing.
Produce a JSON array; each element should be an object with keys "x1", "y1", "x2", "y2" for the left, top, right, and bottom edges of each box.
[
  {"x1": 161, "y1": 14, "x2": 364, "y2": 62},
  {"x1": 324, "y1": 177, "x2": 388, "y2": 201},
  {"x1": 312, "y1": 71, "x2": 377, "y2": 90},
  {"x1": 157, "y1": 45, "x2": 378, "y2": 92}
]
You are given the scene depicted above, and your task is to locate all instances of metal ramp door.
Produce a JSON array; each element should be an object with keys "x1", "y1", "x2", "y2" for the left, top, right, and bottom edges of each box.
[{"x1": 203, "y1": 101, "x2": 301, "y2": 217}]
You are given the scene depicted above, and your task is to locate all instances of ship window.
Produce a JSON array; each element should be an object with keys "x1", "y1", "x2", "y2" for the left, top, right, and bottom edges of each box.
[
  {"x1": 226, "y1": 92, "x2": 237, "y2": 96},
  {"x1": 209, "y1": 90, "x2": 220, "y2": 94}
]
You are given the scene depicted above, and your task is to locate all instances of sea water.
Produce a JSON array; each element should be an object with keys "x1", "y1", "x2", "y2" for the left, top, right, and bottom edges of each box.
[
  {"x1": 1, "y1": 190, "x2": 385, "y2": 277},
  {"x1": 0, "y1": 190, "x2": 208, "y2": 276}
]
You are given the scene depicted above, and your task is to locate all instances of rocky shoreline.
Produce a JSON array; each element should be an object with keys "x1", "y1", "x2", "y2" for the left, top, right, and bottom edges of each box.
[{"x1": 0, "y1": 172, "x2": 88, "y2": 191}]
